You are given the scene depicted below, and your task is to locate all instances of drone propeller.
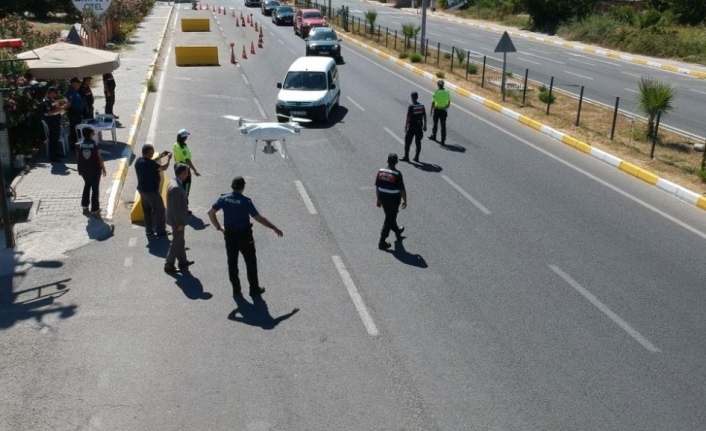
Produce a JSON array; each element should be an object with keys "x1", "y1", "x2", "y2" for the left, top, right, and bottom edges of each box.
[
  {"x1": 223, "y1": 115, "x2": 260, "y2": 125},
  {"x1": 275, "y1": 113, "x2": 312, "y2": 123}
]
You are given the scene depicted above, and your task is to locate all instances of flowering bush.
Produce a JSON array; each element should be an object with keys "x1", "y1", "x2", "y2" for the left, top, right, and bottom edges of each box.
[{"x1": 107, "y1": 0, "x2": 156, "y2": 41}]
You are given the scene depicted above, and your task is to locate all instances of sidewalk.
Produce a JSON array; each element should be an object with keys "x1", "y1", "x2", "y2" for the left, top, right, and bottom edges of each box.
[{"x1": 0, "y1": 2, "x2": 174, "y2": 276}]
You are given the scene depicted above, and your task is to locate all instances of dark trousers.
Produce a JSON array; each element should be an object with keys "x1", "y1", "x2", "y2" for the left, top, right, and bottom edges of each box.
[
  {"x1": 140, "y1": 191, "x2": 167, "y2": 235},
  {"x1": 380, "y1": 195, "x2": 402, "y2": 243},
  {"x1": 224, "y1": 228, "x2": 259, "y2": 294},
  {"x1": 432, "y1": 108, "x2": 448, "y2": 143},
  {"x1": 174, "y1": 165, "x2": 192, "y2": 208},
  {"x1": 166, "y1": 228, "x2": 187, "y2": 266},
  {"x1": 83, "y1": 105, "x2": 94, "y2": 120},
  {"x1": 81, "y1": 174, "x2": 101, "y2": 212},
  {"x1": 68, "y1": 111, "x2": 82, "y2": 146},
  {"x1": 44, "y1": 115, "x2": 62, "y2": 158},
  {"x1": 104, "y1": 92, "x2": 115, "y2": 115},
  {"x1": 404, "y1": 126, "x2": 423, "y2": 159}
]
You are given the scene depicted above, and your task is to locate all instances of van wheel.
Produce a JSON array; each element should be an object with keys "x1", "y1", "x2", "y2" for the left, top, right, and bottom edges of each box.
[{"x1": 324, "y1": 104, "x2": 330, "y2": 123}]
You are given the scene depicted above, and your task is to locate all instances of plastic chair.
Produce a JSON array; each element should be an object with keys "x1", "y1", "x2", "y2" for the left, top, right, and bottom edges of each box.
[{"x1": 94, "y1": 113, "x2": 117, "y2": 143}]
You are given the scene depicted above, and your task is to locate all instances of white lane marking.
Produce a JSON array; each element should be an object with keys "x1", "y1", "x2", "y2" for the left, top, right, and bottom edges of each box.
[
  {"x1": 519, "y1": 57, "x2": 540, "y2": 65},
  {"x1": 345, "y1": 47, "x2": 706, "y2": 241},
  {"x1": 624, "y1": 88, "x2": 638, "y2": 93},
  {"x1": 124, "y1": 257, "x2": 133, "y2": 267},
  {"x1": 441, "y1": 175, "x2": 492, "y2": 215},
  {"x1": 347, "y1": 96, "x2": 365, "y2": 111},
  {"x1": 479, "y1": 47, "x2": 502, "y2": 61},
  {"x1": 429, "y1": 32, "x2": 441, "y2": 37},
  {"x1": 289, "y1": 48, "x2": 297, "y2": 55},
  {"x1": 128, "y1": 237, "x2": 137, "y2": 248},
  {"x1": 564, "y1": 70, "x2": 594, "y2": 81},
  {"x1": 594, "y1": 58, "x2": 621, "y2": 67},
  {"x1": 621, "y1": 71, "x2": 642, "y2": 78},
  {"x1": 332, "y1": 255, "x2": 379, "y2": 336},
  {"x1": 452, "y1": 38, "x2": 468, "y2": 45},
  {"x1": 570, "y1": 59, "x2": 595, "y2": 67},
  {"x1": 528, "y1": 48, "x2": 552, "y2": 55},
  {"x1": 172, "y1": 10, "x2": 179, "y2": 29},
  {"x1": 253, "y1": 98, "x2": 267, "y2": 119},
  {"x1": 383, "y1": 127, "x2": 404, "y2": 146},
  {"x1": 146, "y1": 45, "x2": 172, "y2": 147},
  {"x1": 524, "y1": 52, "x2": 565, "y2": 64},
  {"x1": 690, "y1": 88, "x2": 706, "y2": 96},
  {"x1": 294, "y1": 180, "x2": 317, "y2": 214},
  {"x1": 549, "y1": 265, "x2": 661, "y2": 353},
  {"x1": 278, "y1": 38, "x2": 284, "y2": 45},
  {"x1": 241, "y1": 74, "x2": 250, "y2": 85}
]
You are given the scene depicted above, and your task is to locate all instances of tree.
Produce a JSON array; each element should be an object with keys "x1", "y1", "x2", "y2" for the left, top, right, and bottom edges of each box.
[
  {"x1": 522, "y1": 0, "x2": 596, "y2": 34},
  {"x1": 665, "y1": 0, "x2": 706, "y2": 25},
  {"x1": 636, "y1": 76, "x2": 677, "y2": 137},
  {"x1": 401, "y1": 22, "x2": 420, "y2": 50},
  {"x1": 364, "y1": 9, "x2": 377, "y2": 34}
]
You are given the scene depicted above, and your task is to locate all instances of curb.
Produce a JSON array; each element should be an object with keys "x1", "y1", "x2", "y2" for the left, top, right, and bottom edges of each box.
[
  {"x1": 338, "y1": 33, "x2": 706, "y2": 213},
  {"x1": 105, "y1": 2, "x2": 175, "y2": 221},
  {"x1": 421, "y1": 12, "x2": 706, "y2": 80}
]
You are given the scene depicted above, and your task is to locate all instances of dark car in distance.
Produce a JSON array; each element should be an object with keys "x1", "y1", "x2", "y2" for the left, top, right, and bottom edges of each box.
[
  {"x1": 261, "y1": 0, "x2": 279, "y2": 15},
  {"x1": 244, "y1": 0, "x2": 261, "y2": 7},
  {"x1": 272, "y1": 5, "x2": 294, "y2": 25},
  {"x1": 305, "y1": 27, "x2": 342, "y2": 63}
]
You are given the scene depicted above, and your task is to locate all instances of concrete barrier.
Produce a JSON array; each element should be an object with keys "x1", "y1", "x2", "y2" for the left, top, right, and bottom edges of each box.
[
  {"x1": 130, "y1": 169, "x2": 169, "y2": 223},
  {"x1": 175, "y1": 46, "x2": 219, "y2": 66},
  {"x1": 181, "y1": 18, "x2": 210, "y2": 32}
]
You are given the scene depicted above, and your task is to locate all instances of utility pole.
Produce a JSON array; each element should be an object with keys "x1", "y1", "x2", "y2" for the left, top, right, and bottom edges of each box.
[{"x1": 420, "y1": 0, "x2": 428, "y2": 55}]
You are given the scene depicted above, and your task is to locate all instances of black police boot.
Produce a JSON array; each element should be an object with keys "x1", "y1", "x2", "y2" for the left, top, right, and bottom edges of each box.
[
  {"x1": 413, "y1": 153, "x2": 419, "y2": 163},
  {"x1": 378, "y1": 241, "x2": 391, "y2": 250},
  {"x1": 400, "y1": 154, "x2": 410, "y2": 162},
  {"x1": 395, "y1": 226, "x2": 405, "y2": 240}
]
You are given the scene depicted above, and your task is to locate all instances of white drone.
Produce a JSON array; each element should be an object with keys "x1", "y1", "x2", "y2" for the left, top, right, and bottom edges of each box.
[{"x1": 224, "y1": 114, "x2": 311, "y2": 162}]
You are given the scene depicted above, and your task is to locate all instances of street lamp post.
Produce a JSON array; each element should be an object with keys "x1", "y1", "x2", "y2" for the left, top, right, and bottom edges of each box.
[{"x1": 420, "y1": 0, "x2": 428, "y2": 56}]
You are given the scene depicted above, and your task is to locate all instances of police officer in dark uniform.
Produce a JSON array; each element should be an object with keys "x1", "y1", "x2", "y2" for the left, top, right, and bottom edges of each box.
[
  {"x1": 64, "y1": 77, "x2": 85, "y2": 147},
  {"x1": 102, "y1": 73, "x2": 118, "y2": 119},
  {"x1": 79, "y1": 76, "x2": 94, "y2": 120},
  {"x1": 207, "y1": 176, "x2": 283, "y2": 297},
  {"x1": 401, "y1": 91, "x2": 427, "y2": 163},
  {"x1": 42, "y1": 86, "x2": 64, "y2": 162},
  {"x1": 375, "y1": 153, "x2": 407, "y2": 250}
]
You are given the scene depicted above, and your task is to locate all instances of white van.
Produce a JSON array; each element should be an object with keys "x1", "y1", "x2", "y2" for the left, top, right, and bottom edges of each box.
[{"x1": 276, "y1": 56, "x2": 340, "y2": 123}]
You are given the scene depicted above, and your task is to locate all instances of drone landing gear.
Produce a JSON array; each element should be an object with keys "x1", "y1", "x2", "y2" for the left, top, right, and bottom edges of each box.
[
  {"x1": 263, "y1": 140, "x2": 277, "y2": 154},
  {"x1": 251, "y1": 138, "x2": 289, "y2": 162}
]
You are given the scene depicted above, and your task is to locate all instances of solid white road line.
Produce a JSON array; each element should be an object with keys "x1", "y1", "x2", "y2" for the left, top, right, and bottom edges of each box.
[
  {"x1": 441, "y1": 175, "x2": 492, "y2": 215},
  {"x1": 564, "y1": 70, "x2": 594, "y2": 81},
  {"x1": 294, "y1": 180, "x2": 317, "y2": 214},
  {"x1": 570, "y1": 59, "x2": 595, "y2": 67},
  {"x1": 528, "y1": 48, "x2": 552, "y2": 55},
  {"x1": 145, "y1": 45, "x2": 172, "y2": 147},
  {"x1": 549, "y1": 265, "x2": 661, "y2": 353},
  {"x1": 124, "y1": 257, "x2": 133, "y2": 267},
  {"x1": 452, "y1": 38, "x2": 468, "y2": 45},
  {"x1": 428, "y1": 32, "x2": 441, "y2": 37},
  {"x1": 172, "y1": 9, "x2": 179, "y2": 29},
  {"x1": 525, "y1": 52, "x2": 565, "y2": 65},
  {"x1": 624, "y1": 88, "x2": 638, "y2": 93},
  {"x1": 383, "y1": 127, "x2": 405, "y2": 146},
  {"x1": 519, "y1": 57, "x2": 540, "y2": 65},
  {"x1": 128, "y1": 237, "x2": 137, "y2": 248},
  {"x1": 253, "y1": 97, "x2": 267, "y2": 119},
  {"x1": 347, "y1": 96, "x2": 365, "y2": 111},
  {"x1": 106, "y1": 145, "x2": 132, "y2": 220},
  {"x1": 241, "y1": 74, "x2": 250, "y2": 85},
  {"x1": 289, "y1": 48, "x2": 297, "y2": 55},
  {"x1": 278, "y1": 39, "x2": 284, "y2": 45},
  {"x1": 345, "y1": 45, "x2": 706, "y2": 241},
  {"x1": 332, "y1": 255, "x2": 379, "y2": 336},
  {"x1": 594, "y1": 58, "x2": 621, "y2": 67},
  {"x1": 690, "y1": 88, "x2": 706, "y2": 96},
  {"x1": 621, "y1": 71, "x2": 642, "y2": 78}
]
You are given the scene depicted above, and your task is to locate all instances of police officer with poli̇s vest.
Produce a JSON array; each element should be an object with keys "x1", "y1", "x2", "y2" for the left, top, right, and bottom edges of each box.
[
  {"x1": 376, "y1": 153, "x2": 407, "y2": 250},
  {"x1": 401, "y1": 91, "x2": 427, "y2": 163},
  {"x1": 207, "y1": 176, "x2": 283, "y2": 298},
  {"x1": 429, "y1": 79, "x2": 451, "y2": 146}
]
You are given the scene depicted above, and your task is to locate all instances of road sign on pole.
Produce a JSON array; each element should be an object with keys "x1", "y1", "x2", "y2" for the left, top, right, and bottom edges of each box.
[{"x1": 494, "y1": 31, "x2": 516, "y2": 101}]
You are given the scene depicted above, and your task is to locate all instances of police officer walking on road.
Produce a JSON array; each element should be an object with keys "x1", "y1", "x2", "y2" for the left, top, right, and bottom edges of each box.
[
  {"x1": 207, "y1": 176, "x2": 283, "y2": 298},
  {"x1": 429, "y1": 79, "x2": 451, "y2": 146},
  {"x1": 376, "y1": 153, "x2": 407, "y2": 250},
  {"x1": 401, "y1": 91, "x2": 427, "y2": 163}
]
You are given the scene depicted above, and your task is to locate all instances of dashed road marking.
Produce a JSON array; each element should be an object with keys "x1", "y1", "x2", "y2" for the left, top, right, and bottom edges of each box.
[
  {"x1": 332, "y1": 255, "x2": 379, "y2": 336},
  {"x1": 128, "y1": 237, "x2": 137, "y2": 248},
  {"x1": 441, "y1": 175, "x2": 492, "y2": 215},
  {"x1": 564, "y1": 70, "x2": 594, "y2": 81},
  {"x1": 124, "y1": 257, "x2": 133, "y2": 267},
  {"x1": 253, "y1": 97, "x2": 267, "y2": 119},
  {"x1": 549, "y1": 265, "x2": 660, "y2": 353},
  {"x1": 383, "y1": 127, "x2": 404, "y2": 146},
  {"x1": 241, "y1": 74, "x2": 250, "y2": 85},
  {"x1": 294, "y1": 181, "x2": 317, "y2": 214},
  {"x1": 347, "y1": 96, "x2": 365, "y2": 111}
]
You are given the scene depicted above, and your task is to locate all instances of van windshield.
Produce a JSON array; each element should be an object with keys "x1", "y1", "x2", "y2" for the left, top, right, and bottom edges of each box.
[{"x1": 283, "y1": 71, "x2": 327, "y2": 91}]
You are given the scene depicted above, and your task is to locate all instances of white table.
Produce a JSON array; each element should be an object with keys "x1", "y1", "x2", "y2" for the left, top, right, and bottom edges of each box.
[{"x1": 80, "y1": 115, "x2": 117, "y2": 144}]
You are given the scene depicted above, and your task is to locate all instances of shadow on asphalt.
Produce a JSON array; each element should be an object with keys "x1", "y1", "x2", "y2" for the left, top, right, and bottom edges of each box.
[
  {"x1": 300, "y1": 106, "x2": 349, "y2": 129},
  {"x1": 99, "y1": 142, "x2": 130, "y2": 162},
  {"x1": 386, "y1": 239, "x2": 428, "y2": 268},
  {"x1": 409, "y1": 160, "x2": 442, "y2": 173},
  {"x1": 168, "y1": 271, "x2": 212, "y2": 300},
  {"x1": 188, "y1": 215, "x2": 209, "y2": 231},
  {"x1": 439, "y1": 143, "x2": 466, "y2": 153},
  {"x1": 85, "y1": 215, "x2": 115, "y2": 241},
  {"x1": 228, "y1": 296, "x2": 299, "y2": 330},
  {"x1": 146, "y1": 236, "x2": 170, "y2": 258},
  {"x1": 50, "y1": 162, "x2": 72, "y2": 176}
]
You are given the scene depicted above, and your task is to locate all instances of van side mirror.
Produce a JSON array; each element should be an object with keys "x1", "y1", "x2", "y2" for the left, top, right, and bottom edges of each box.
[
  {"x1": 329, "y1": 83, "x2": 336, "y2": 90},
  {"x1": 277, "y1": 83, "x2": 282, "y2": 89}
]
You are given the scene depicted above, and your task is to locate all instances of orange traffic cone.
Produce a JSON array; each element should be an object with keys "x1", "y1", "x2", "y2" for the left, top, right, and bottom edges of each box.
[
  {"x1": 258, "y1": 36, "x2": 263, "y2": 49},
  {"x1": 240, "y1": 11, "x2": 244, "y2": 20},
  {"x1": 230, "y1": 43, "x2": 237, "y2": 64},
  {"x1": 223, "y1": 7, "x2": 226, "y2": 15},
  {"x1": 242, "y1": 45, "x2": 248, "y2": 59},
  {"x1": 232, "y1": 9, "x2": 235, "y2": 17},
  {"x1": 236, "y1": 17, "x2": 240, "y2": 27},
  {"x1": 259, "y1": 26, "x2": 263, "y2": 37},
  {"x1": 212, "y1": 5, "x2": 215, "y2": 12},
  {"x1": 255, "y1": 22, "x2": 258, "y2": 32},
  {"x1": 250, "y1": 41, "x2": 256, "y2": 54}
]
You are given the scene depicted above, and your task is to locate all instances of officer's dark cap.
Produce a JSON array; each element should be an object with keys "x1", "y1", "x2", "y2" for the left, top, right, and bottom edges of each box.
[
  {"x1": 175, "y1": 163, "x2": 189, "y2": 176},
  {"x1": 47, "y1": 86, "x2": 57, "y2": 93},
  {"x1": 232, "y1": 176, "x2": 246, "y2": 189},
  {"x1": 69, "y1": 77, "x2": 81, "y2": 84},
  {"x1": 411, "y1": 91, "x2": 418, "y2": 100},
  {"x1": 387, "y1": 153, "x2": 398, "y2": 164}
]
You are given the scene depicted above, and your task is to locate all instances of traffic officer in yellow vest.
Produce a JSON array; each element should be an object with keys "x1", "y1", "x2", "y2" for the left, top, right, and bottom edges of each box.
[
  {"x1": 173, "y1": 129, "x2": 201, "y2": 214},
  {"x1": 429, "y1": 79, "x2": 451, "y2": 146}
]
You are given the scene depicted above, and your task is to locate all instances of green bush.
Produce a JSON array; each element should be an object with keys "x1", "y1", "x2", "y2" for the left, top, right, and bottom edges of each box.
[
  {"x1": 436, "y1": 71, "x2": 445, "y2": 79},
  {"x1": 696, "y1": 169, "x2": 706, "y2": 182},
  {"x1": 611, "y1": 5, "x2": 636, "y2": 25},
  {"x1": 410, "y1": 53, "x2": 422, "y2": 63},
  {"x1": 538, "y1": 87, "x2": 555, "y2": 104},
  {"x1": 467, "y1": 63, "x2": 478, "y2": 74},
  {"x1": 399, "y1": 52, "x2": 409, "y2": 59}
]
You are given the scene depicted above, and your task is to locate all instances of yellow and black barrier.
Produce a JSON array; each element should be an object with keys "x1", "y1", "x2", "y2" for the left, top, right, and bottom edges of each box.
[
  {"x1": 130, "y1": 169, "x2": 169, "y2": 223},
  {"x1": 181, "y1": 18, "x2": 210, "y2": 32},
  {"x1": 174, "y1": 46, "x2": 219, "y2": 66}
]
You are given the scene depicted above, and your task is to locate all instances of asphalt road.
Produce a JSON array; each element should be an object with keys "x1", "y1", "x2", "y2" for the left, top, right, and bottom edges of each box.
[
  {"x1": 3, "y1": 2, "x2": 706, "y2": 430},
  {"x1": 325, "y1": 0, "x2": 706, "y2": 139}
]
